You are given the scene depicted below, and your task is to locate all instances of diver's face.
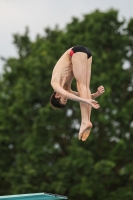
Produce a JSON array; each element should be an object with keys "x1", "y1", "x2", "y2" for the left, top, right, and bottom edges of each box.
[{"x1": 55, "y1": 93, "x2": 68, "y2": 105}]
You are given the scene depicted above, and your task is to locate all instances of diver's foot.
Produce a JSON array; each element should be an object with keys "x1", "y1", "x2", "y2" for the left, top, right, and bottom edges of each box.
[{"x1": 79, "y1": 123, "x2": 92, "y2": 141}]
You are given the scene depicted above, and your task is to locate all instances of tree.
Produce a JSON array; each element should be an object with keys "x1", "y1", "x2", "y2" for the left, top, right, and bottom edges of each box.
[{"x1": 0, "y1": 9, "x2": 133, "y2": 200}]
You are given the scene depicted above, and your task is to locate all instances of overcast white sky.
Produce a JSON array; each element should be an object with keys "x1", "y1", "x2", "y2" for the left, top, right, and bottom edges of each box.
[{"x1": 0, "y1": 0, "x2": 133, "y2": 72}]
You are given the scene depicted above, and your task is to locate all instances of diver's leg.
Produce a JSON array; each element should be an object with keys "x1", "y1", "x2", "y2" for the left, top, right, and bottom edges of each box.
[{"x1": 72, "y1": 53, "x2": 92, "y2": 141}]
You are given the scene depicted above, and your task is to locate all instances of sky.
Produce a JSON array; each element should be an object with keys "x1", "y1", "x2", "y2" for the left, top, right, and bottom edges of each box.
[{"x1": 0, "y1": 0, "x2": 133, "y2": 72}]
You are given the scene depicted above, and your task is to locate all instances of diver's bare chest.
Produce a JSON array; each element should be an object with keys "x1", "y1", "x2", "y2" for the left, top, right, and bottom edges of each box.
[{"x1": 61, "y1": 67, "x2": 73, "y2": 81}]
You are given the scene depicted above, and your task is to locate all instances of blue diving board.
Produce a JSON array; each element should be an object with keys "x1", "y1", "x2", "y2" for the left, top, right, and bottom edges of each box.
[{"x1": 0, "y1": 193, "x2": 68, "y2": 200}]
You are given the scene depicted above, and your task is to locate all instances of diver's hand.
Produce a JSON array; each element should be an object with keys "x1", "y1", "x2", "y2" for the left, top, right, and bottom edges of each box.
[
  {"x1": 87, "y1": 99, "x2": 100, "y2": 109},
  {"x1": 97, "y1": 85, "x2": 105, "y2": 96}
]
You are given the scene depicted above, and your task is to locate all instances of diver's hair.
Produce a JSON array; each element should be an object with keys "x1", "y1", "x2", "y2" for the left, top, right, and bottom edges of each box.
[{"x1": 50, "y1": 92, "x2": 66, "y2": 110}]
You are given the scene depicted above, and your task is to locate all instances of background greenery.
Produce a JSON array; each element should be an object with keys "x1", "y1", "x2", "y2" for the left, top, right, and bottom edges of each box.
[{"x1": 0, "y1": 9, "x2": 133, "y2": 200}]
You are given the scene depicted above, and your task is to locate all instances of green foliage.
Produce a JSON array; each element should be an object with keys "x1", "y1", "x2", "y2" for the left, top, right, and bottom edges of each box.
[{"x1": 0, "y1": 9, "x2": 133, "y2": 200}]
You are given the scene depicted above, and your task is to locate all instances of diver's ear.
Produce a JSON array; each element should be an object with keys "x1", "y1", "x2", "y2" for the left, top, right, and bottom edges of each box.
[{"x1": 55, "y1": 93, "x2": 60, "y2": 98}]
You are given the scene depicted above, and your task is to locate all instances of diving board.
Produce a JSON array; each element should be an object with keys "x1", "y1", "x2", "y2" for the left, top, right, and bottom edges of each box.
[{"x1": 0, "y1": 193, "x2": 68, "y2": 200}]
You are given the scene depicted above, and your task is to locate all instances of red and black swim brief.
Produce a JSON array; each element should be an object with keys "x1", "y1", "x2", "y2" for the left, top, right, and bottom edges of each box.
[{"x1": 70, "y1": 45, "x2": 92, "y2": 59}]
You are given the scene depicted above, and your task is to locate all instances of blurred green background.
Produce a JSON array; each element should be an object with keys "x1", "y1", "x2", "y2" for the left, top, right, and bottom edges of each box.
[{"x1": 0, "y1": 8, "x2": 133, "y2": 200}]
